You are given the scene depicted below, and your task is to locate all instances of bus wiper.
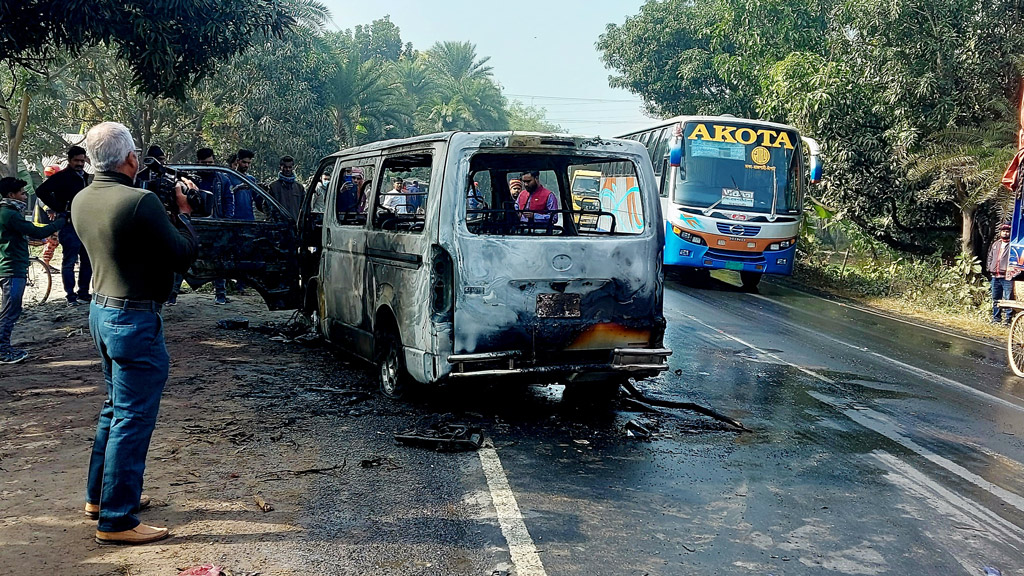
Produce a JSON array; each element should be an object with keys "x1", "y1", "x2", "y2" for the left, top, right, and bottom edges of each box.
[
  {"x1": 768, "y1": 167, "x2": 778, "y2": 222},
  {"x1": 703, "y1": 176, "x2": 740, "y2": 216},
  {"x1": 701, "y1": 197, "x2": 724, "y2": 216}
]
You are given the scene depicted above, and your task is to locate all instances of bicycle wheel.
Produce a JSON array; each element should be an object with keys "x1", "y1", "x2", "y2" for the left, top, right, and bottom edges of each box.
[{"x1": 25, "y1": 257, "x2": 52, "y2": 305}]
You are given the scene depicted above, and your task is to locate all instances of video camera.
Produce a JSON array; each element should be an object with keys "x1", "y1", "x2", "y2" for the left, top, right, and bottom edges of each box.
[{"x1": 142, "y1": 157, "x2": 211, "y2": 217}]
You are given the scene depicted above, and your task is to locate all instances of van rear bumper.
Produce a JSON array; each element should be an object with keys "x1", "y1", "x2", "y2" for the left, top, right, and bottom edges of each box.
[{"x1": 445, "y1": 347, "x2": 671, "y2": 380}]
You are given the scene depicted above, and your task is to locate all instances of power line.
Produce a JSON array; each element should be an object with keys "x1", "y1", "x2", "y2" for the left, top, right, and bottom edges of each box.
[{"x1": 507, "y1": 93, "x2": 641, "y2": 103}]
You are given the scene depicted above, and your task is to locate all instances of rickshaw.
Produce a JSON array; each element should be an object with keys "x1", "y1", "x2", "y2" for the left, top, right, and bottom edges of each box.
[{"x1": 1000, "y1": 148, "x2": 1024, "y2": 376}]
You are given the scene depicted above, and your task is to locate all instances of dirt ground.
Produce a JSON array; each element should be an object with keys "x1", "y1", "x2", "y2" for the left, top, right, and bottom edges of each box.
[{"x1": 0, "y1": 291, "x2": 429, "y2": 575}]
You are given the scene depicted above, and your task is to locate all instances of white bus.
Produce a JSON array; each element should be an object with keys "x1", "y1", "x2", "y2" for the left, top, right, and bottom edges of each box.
[{"x1": 620, "y1": 116, "x2": 822, "y2": 290}]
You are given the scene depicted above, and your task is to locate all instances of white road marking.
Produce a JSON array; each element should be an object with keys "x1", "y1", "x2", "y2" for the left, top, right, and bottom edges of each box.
[
  {"x1": 810, "y1": 391, "x2": 1024, "y2": 515},
  {"x1": 684, "y1": 307, "x2": 1024, "y2": 414},
  {"x1": 678, "y1": 312, "x2": 1024, "y2": 516},
  {"x1": 479, "y1": 444, "x2": 547, "y2": 576},
  {"x1": 754, "y1": 289, "x2": 1000, "y2": 350},
  {"x1": 872, "y1": 451, "x2": 1024, "y2": 571}
]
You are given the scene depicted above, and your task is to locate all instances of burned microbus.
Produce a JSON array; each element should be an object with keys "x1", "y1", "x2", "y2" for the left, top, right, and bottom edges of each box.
[{"x1": 185, "y1": 132, "x2": 671, "y2": 397}]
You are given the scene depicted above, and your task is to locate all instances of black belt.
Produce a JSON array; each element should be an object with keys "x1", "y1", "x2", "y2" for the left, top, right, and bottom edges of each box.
[{"x1": 93, "y1": 293, "x2": 162, "y2": 313}]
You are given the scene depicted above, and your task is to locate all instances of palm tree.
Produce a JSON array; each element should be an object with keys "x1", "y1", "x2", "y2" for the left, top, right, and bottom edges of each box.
[
  {"x1": 422, "y1": 93, "x2": 472, "y2": 132},
  {"x1": 392, "y1": 56, "x2": 437, "y2": 103},
  {"x1": 424, "y1": 41, "x2": 494, "y2": 87},
  {"x1": 327, "y1": 54, "x2": 411, "y2": 146},
  {"x1": 903, "y1": 121, "x2": 1017, "y2": 257},
  {"x1": 455, "y1": 78, "x2": 509, "y2": 131}
]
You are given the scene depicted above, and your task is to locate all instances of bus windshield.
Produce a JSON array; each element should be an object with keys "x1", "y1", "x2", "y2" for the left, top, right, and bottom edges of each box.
[{"x1": 675, "y1": 121, "x2": 803, "y2": 215}]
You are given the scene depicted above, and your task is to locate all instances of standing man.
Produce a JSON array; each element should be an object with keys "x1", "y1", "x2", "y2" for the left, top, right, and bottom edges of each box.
[
  {"x1": 312, "y1": 172, "x2": 330, "y2": 214},
  {"x1": 989, "y1": 223, "x2": 1015, "y2": 324},
  {"x1": 268, "y1": 155, "x2": 304, "y2": 219},
  {"x1": 0, "y1": 178, "x2": 66, "y2": 363},
  {"x1": 135, "y1": 145, "x2": 167, "y2": 187},
  {"x1": 74, "y1": 122, "x2": 198, "y2": 545},
  {"x1": 167, "y1": 148, "x2": 232, "y2": 305},
  {"x1": 382, "y1": 177, "x2": 411, "y2": 213},
  {"x1": 34, "y1": 145, "x2": 93, "y2": 306},
  {"x1": 232, "y1": 149, "x2": 257, "y2": 221},
  {"x1": 516, "y1": 170, "x2": 559, "y2": 226},
  {"x1": 196, "y1": 148, "x2": 234, "y2": 219}
]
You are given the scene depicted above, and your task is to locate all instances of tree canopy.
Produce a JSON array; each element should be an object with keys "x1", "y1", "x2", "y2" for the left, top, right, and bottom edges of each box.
[
  {"x1": 2, "y1": 10, "x2": 545, "y2": 182},
  {"x1": 598, "y1": 0, "x2": 1024, "y2": 258},
  {"x1": 1, "y1": 0, "x2": 297, "y2": 99}
]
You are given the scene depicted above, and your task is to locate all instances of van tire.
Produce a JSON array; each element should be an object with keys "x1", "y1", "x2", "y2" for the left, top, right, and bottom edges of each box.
[{"x1": 377, "y1": 330, "x2": 408, "y2": 400}]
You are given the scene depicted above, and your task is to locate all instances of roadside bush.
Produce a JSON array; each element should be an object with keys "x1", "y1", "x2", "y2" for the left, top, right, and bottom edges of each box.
[{"x1": 795, "y1": 249, "x2": 991, "y2": 319}]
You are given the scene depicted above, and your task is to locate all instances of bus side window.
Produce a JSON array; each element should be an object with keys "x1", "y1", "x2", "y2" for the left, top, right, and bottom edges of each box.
[
  {"x1": 652, "y1": 129, "x2": 671, "y2": 176},
  {"x1": 647, "y1": 128, "x2": 666, "y2": 166},
  {"x1": 638, "y1": 131, "x2": 651, "y2": 151}
]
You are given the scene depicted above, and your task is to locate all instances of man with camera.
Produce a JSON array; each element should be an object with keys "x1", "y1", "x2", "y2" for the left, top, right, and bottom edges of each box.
[
  {"x1": 73, "y1": 121, "x2": 198, "y2": 545},
  {"x1": 166, "y1": 147, "x2": 232, "y2": 305},
  {"x1": 34, "y1": 145, "x2": 93, "y2": 306}
]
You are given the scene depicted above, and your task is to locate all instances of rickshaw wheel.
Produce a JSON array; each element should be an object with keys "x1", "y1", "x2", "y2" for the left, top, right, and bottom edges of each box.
[{"x1": 1008, "y1": 312, "x2": 1024, "y2": 378}]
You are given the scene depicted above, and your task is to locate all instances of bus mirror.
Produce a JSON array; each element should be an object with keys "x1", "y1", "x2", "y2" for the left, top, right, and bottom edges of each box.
[
  {"x1": 669, "y1": 139, "x2": 682, "y2": 167},
  {"x1": 802, "y1": 136, "x2": 823, "y2": 184},
  {"x1": 809, "y1": 156, "x2": 823, "y2": 184}
]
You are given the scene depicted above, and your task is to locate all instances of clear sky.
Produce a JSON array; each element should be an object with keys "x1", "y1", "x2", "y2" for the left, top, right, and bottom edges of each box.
[{"x1": 319, "y1": 0, "x2": 655, "y2": 136}]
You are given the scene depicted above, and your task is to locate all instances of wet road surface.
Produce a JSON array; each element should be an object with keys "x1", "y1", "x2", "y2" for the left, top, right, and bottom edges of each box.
[{"x1": 284, "y1": 272, "x2": 1024, "y2": 575}]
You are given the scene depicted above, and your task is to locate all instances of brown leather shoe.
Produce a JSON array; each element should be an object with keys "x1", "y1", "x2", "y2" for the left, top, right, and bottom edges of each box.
[
  {"x1": 95, "y1": 523, "x2": 169, "y2": 545},
  {"x1": 85, "y1": 494, "x2": 151, "y2": 519}
]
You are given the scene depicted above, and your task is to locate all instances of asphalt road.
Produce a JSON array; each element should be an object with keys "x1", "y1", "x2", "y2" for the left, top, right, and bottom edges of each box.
[{"x1": 278, "y1": 271, "x2": 1024, "y2": 575}]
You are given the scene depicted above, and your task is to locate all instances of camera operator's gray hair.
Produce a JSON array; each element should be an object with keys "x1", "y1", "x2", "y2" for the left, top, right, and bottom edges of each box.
[{"x1": 85, "y1": 122, "x2": 135, "y2": 171}]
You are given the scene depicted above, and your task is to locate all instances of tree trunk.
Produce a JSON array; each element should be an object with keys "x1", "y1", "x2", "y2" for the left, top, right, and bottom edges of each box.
[
  {"x1": 2, "y1": 92, "x2": 31, "y2": 177},
  {"x1": 961, "y1": 206, "x2": 975, "y2": 258}
]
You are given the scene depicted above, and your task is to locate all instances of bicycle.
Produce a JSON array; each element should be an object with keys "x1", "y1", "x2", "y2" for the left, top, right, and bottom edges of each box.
[{"x1": 25, "y1": 239, "x2": 54, "y2": 305}]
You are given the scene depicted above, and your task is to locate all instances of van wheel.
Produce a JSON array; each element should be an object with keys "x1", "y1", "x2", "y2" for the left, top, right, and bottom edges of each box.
[{"x1": 377, "y1": 331, "x2": 408, "y2": 400}]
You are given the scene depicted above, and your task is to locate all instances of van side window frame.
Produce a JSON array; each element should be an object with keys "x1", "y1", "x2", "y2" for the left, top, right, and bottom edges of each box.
[
  {"x1": 371, "y1": 151, "x2": 434, "y2": 234},
  {"x1": 332, "y1": 158, "x2": 376, "y2": 227}
]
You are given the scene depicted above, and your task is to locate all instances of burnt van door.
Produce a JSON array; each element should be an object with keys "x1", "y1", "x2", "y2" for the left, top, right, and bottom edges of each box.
[
  {"x1": 182, "y1": 166, "x2": 302, "y2": 311},
  {"x1": 297, "y1": 159, "x2": 336, "y2": 314}
]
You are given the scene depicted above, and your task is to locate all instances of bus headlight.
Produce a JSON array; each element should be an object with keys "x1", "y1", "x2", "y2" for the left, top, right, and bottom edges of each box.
[
  {"x1": 672, "y1": 225, "x2": 705, "y2": 245},
  {"x1": 770, "y1": 238, "x2": 796, "y2": 250}
]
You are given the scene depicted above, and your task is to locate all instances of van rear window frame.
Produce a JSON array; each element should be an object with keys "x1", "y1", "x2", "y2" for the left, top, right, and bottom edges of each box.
[{"x1": 462, "y1": 151, "x2": 648, "y2": 237}]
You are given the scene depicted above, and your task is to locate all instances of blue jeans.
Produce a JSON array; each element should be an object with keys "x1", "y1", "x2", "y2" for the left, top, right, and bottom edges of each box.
[
  {"x1": 86, "y1": 303, "x2": 169, "y2": 532},
  {"x1": 992, "y1": 277, "x2": 1014, "y2": 322},
  {"x1": 0, "y1": 277, "x2": 26, "y2": 351},
  {"x1": 59, "y1": 223, "x2": 92, "y2": 301}
]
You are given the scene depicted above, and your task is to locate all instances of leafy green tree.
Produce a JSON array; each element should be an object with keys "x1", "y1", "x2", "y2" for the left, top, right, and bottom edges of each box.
[
  {"x1": 1, "y1": 0, "x2": 295, "y2": 99},
  {"x1": 351, "y1": 17, "x2": 410, "y2": 63},
  {"x1": 507, "y1": 102, "x2": 564, "y2": 133},
  {"x1": 424, "y1": 41, "x2": 495, "y2": 87},
  {"x1": 327, "y1": 55, "x2": 411, "y2": 147},
  {"x1": 420, "y1": 41, "x2": 507, "y2": 131},
  {"x1": 903, "y1": 123, "x2": 1018, "y2": 256},
  {"x1": 599, "y1": 0, "x2": 1024, "y2": 257}
]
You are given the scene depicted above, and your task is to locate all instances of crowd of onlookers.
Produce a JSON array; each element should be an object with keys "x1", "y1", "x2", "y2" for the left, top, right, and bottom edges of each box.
[{"x1": 0, "y1": 142, "x2": 310, "y2": 363}]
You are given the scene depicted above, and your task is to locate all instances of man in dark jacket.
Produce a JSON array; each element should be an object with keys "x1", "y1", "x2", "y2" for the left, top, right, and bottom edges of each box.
[
  {"x1": 267, "y1": 155, "x2": 304, "y2": 219},
  {"x1": 34, "y1": 145, "x2": 93, "y2": 306},
  {"x1": 74, "y1": 121, "x2": 198, "y2": 545},
  {"x1": 0, "y1": 177, "x2": 65, "y2": 363}
]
